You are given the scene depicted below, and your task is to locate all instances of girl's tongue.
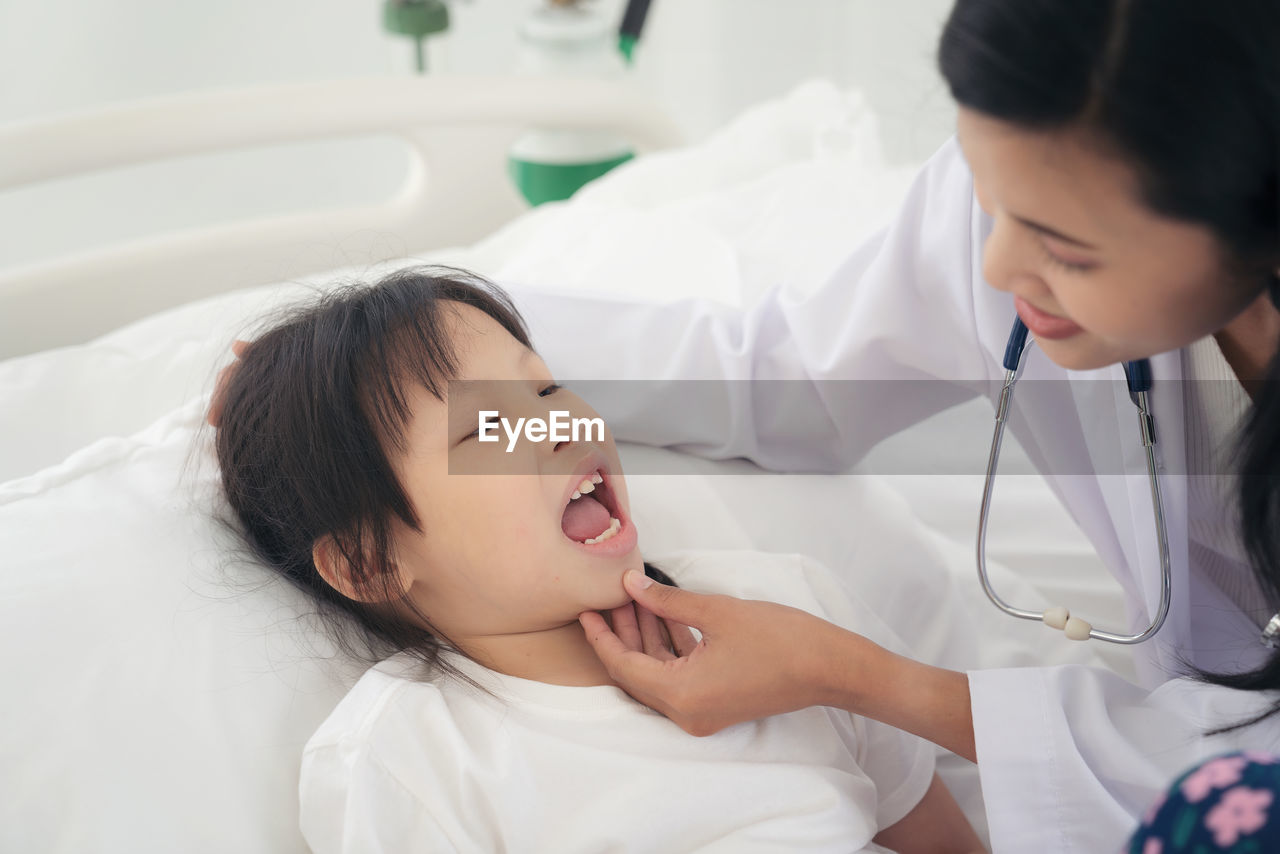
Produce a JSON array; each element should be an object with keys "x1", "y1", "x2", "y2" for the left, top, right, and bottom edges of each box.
[{"x1": 561, "y1": 494, "x2": 612, "y2": 542}]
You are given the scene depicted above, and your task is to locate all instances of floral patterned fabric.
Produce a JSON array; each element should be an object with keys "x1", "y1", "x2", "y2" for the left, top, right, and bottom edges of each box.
[{"x1": 1127, "y1": 752, "x2": 1280, "y2": 853}]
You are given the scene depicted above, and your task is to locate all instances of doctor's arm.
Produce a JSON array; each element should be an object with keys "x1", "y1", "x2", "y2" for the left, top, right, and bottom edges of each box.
[
  {"x1": 581, "y1": 569, "x2": 977, "y2": 762},
  {"x1": 514, "y1": 137, "x2": 992, "y2": 473},
  {"x1": 585, "y1": 572, "x2": 1280, "y2": 850}
]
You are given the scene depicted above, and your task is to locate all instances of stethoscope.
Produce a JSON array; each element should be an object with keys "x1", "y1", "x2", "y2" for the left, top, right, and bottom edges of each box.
[{"x1": 975, "y1": 316, "x2": 1173, "y2": 644}]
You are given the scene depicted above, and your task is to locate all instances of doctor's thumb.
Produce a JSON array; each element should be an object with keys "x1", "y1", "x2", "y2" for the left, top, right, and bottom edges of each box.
[{"x1": 623, "y1": 569, "x2": 713, "y2": 627}]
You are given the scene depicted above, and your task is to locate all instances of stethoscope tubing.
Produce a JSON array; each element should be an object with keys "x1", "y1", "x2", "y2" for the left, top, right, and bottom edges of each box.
[{"x1": 977, "y1": 319, "x2": 1173, "y2": 644}]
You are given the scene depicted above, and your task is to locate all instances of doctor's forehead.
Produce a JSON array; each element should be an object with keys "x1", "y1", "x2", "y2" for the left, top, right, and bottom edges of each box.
[{"x1": 955, "y1": 108, "x2": 1148, "y2": 243}]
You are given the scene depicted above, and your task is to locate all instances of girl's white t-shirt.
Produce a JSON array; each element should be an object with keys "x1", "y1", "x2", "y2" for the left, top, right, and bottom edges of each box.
[{"x1": 299, "y1": 550, "x2": 935, "y2": 853}]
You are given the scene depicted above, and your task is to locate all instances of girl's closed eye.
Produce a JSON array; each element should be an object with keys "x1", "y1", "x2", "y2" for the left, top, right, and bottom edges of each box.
[
  {"x1": 462, "y1": 412, "x2": 500, "y2": 443},
  {"x1": 457, "y1": 386, "x2": 558, "y2": 444}
]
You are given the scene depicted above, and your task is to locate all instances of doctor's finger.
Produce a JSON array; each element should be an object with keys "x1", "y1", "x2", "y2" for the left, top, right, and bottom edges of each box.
[
  {"x1": 608, "y1": 603, "x2": 643, "y2": 652},
  {"x1": 207, "y1": 364, "x2": 235, "y2": 426},
  {"x1": 621, "y1": 570, "x2": 717, "y2": 629},
  {"x1": 636, "y1": 602, "x2": 676, "y2": 661},
  {"x1": 665, "y1": 620, "x2": 699, "y2": 657},
  {"x1": 208, "y1": 341, "x2": 252, "y2": 427},
  {"x1": 579, "y1": 612, "x2": 678, "y2": 694}
]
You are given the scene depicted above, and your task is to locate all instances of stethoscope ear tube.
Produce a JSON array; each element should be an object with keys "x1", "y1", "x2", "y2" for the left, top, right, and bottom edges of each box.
[
  {"x1": 1002, "y1": 317, "x2": 1030, "y2": 372},
  {"x1": 1124, "y1": 359, "x2": 1152, "y2": 393}
]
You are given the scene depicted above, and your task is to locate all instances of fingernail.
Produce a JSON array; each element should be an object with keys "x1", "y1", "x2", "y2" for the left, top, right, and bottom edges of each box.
[{"x1": 626, "y1": 569, "x2": 653, "y2": 590}]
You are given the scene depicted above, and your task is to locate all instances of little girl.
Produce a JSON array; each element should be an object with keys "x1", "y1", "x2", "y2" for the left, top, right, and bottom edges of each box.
[{"x1": 214, "y1": 266, "x2": 984, "y2": 853}]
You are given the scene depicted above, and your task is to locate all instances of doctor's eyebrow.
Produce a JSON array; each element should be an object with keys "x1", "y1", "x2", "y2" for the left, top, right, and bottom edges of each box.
[{"x1": 1013, "y1": 215, "x2": 1100, "y2": 250}]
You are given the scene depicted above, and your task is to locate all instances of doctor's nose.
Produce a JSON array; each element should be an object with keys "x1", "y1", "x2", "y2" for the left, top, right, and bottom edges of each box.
[{"x1": 981, "y1": 215, "x2": 1042, "y2": 297}]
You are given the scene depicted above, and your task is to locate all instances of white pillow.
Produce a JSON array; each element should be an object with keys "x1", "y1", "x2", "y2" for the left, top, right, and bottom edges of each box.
[
  {"x1": 0, "y1": 268, "x2": 369, "y2": 484},
  {"x1": 1, "y1": 400, "x2": 347, "y2": 853},
  {"x1": 0, "y1": 397, "x2": 754, "y2": 853}
]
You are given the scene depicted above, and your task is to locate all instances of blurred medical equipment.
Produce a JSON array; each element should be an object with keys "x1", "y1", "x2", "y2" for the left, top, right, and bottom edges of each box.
[
  {"x1": 977, "y1": 316, "x2": 1172, "y2": 643},
  {"x1": 508, "y1": 0, "x2": 648, "y2": 205},
  {"x1": 378, "y1": 0, "x2": 658, "y2": 205},
  {"x1": 383, "y1": 0, "x2": 451, "y2": 73},
  {"x1": 618, "y1": 0, "x2": 653, "y2": 64}
]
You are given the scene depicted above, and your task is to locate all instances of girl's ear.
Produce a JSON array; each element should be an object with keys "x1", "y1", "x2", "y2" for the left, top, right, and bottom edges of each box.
[{"x1": 312, "y1": 534, "x2": 413, "y2": 603}]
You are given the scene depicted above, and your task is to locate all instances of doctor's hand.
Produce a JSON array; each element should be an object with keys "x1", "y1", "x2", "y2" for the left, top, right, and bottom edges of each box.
[
  {"x1": 207, "y1": 339, "x2": 251, "y2": 426},
  {"x1": 579, "y1": 569, "x2": 852, "y2": 736},
  {"x1": 599, "y1": 600, "x2": 698, "y2": 660}
]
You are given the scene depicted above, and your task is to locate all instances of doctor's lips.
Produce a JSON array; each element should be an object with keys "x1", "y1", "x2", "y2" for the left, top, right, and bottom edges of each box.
[
  {"x1": 1015, "y1": 296, "x2": 1083, "y2": 340},
  {"x1": 560, "y1": 467, "x2": 637, "y2": 555}
]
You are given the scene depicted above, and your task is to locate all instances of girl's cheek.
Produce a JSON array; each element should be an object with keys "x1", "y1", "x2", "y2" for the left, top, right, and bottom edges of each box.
[{"x1": 511, "y1": 516, "x2": 541, "y2": 549}]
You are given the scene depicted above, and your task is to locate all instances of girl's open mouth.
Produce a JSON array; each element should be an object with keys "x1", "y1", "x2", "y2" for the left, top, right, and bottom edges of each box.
[{"x1": 560, "y1": 469, "x2": 638, "y2": 555}]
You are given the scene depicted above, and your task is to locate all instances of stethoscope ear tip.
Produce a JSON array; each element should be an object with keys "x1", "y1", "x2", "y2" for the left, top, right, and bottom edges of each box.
[
  {"x1": 1042, "y1": 606, "x2": 1069, "y2": 630},
  {"x1": 1041, "y1": 606, "x2": 1093, "y2": 641},
  {"x1": 1064, "y1": 617, "x2": 1093, "y2": 641}
]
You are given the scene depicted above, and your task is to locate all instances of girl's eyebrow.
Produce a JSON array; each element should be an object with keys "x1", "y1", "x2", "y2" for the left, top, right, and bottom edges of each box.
[
  {"x1": 449, "y1": 379, "x2": 480, "y2": 396},
  {"x1": 446, "y1": 349, "x2": 537, "y2": 398},
  {"x1": 1013, "y1": 215, "x2": 1099, "y2": 250}
]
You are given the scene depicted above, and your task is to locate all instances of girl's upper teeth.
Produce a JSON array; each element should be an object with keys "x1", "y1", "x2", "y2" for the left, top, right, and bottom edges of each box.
[{"x1": 570, "y1": 471, "x2": 604, "y2": 500}]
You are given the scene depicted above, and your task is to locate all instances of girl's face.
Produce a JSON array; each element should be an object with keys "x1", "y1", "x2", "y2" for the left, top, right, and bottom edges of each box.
[
  {"x1": 387, "y1": 304, "x2": 643, "y2": 648},
  {"x1": 957, "y1": 108, "x2": 1262, "y2": 370}
]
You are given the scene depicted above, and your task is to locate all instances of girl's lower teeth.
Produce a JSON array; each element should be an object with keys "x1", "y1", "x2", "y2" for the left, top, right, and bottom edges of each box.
[{"x1": 584, "y1": 518, "x2": 621, "y2": 545}]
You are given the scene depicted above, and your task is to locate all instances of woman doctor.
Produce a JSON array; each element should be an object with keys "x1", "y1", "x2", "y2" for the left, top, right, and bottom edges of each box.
[{"x1": 512, "y1": 0, "x2": 1280, "y2": 850}]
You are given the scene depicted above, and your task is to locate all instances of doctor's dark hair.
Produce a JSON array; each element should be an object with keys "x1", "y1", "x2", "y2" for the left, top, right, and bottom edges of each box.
[
  {"x1": 214, "y1": 266, "x2": 673, "y2": 679},
  {"x1": 939, "y1": 0, "x2": 1280, "y2": 726}
]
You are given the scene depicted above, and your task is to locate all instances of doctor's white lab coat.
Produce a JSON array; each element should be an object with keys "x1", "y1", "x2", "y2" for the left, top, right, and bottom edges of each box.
[{"x1": 513, "y1": 138, "x2": 1280, "y2": 853}]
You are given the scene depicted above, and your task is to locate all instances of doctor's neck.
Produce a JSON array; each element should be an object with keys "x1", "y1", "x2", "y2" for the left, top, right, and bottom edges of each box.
[{"x1": 1215, "y1": 290, "x2": 1280, "y2": 400}]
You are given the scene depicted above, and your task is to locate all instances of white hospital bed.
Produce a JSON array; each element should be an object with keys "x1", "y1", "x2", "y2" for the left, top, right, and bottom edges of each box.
[{"x1": 0, "y1": 75, "x2": 1126, "y2": 853}]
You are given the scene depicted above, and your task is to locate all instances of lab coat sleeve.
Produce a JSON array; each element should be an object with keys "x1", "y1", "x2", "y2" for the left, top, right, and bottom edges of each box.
[
  {"x1": 299, "y1": 740, "x2": 461, "y2": 854},
  {"x1": 969, "y1": 665, "x2": 1280, "y2": 853},
  {"x1": 510, "y1": 137, "x2": 995, "y2": 473}
]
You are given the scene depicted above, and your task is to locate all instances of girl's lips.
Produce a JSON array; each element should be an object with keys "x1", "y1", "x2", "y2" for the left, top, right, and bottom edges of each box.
[
  {"x1": 1015, "y1": 295, "x2": 1083, "y2": 340},
  {"x1": 560, "y1": 466, "x2": 638, "y2": 557}
]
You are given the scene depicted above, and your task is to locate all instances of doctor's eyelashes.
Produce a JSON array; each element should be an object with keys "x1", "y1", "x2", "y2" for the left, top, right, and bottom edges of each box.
[{"x1": 1038, "y1": 241, "x2": 1096, "y2": 274}]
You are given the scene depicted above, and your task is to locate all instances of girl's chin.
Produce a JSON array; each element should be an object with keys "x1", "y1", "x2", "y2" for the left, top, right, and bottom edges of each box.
[
  {"x1": 575, "y1": 559, "x2": 647, "y2": 614},
  {"x1": 600, "y1": 591, "x2": 634, "y2": 613},
  {"x1": 594, "y1": 585, "x2": 638, "y2": 617}
]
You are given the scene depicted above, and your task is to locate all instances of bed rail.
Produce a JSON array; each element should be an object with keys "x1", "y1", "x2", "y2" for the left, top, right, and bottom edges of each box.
[{"x1": 0, "y1": 75, "x2": 682, "y2": 360}]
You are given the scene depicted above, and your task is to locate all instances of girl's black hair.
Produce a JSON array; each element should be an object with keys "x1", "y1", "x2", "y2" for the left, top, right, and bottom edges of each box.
[
  {"x1": 215, "y1": 266, "x2": 673, "y2": 680},
  {"x1": 939, "y1": 0, "x2": 1280, "y2": 727}
]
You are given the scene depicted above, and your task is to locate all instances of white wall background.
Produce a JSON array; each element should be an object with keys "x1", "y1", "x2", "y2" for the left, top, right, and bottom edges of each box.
[{"x1": 0, "y1": 0, "x2": 957, "y2": 271}]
